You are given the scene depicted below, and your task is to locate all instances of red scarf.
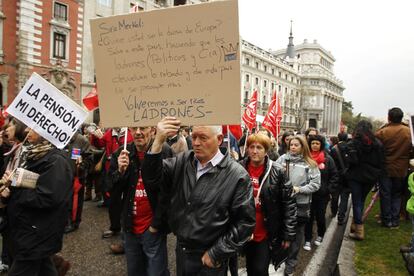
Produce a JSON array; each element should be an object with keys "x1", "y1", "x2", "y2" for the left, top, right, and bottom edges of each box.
[{"x1": 311, "y1": 151, "x2": 326, "y2": 169}]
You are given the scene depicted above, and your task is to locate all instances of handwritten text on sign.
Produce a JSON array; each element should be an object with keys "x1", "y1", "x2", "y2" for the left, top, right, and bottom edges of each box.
[
  {"x1": 91, "y1": 1, "x2": 241, "y2": 127},
  {"x1": 7, "y1": 73, "x2": 88, "y2": 149}
]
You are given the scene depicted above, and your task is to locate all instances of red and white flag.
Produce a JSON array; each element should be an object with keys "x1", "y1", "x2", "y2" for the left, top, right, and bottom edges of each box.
[
  {"x1": 242, "y1": 90, "x2": 258, "y2": 131},
  {"x1": 82, "y1": 85, "x2": 99, "y2": 111},
  {"x1": 262, "y1": 91, "x2": 283, "y2": 138}
]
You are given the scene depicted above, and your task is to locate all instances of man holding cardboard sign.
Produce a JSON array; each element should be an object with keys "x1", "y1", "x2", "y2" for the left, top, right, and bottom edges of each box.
[{"x1": 142, "y1": 117, "x2": 255, "y2": 276}]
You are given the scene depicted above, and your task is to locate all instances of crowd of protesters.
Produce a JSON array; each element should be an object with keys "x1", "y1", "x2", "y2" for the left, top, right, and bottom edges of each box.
[{"x1": 0, "y1": 106, "x2": 412, "y2": 276}]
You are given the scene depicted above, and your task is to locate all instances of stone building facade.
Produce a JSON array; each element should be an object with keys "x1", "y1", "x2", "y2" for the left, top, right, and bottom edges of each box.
[
  {"x1": 0, "y1": 0, "x2": 84, "y2": 107},
  {"x1": 241, "y1": 31, "x2": 344, "y2": 135}
]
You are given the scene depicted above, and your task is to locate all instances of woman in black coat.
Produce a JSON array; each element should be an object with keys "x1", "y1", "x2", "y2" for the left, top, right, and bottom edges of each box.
[
  {"x1": 303, "y1": 135, "x2": 339, "y2": 251},
  {"x1": 347, "y1": 120, "x2": 384, "y2": 240},
  {"x1": 240, "y1": 133, "x2": 297, "y2": 275},
  {"x1": 2, "y1": 129, "x2": 72, "y2": 275}
]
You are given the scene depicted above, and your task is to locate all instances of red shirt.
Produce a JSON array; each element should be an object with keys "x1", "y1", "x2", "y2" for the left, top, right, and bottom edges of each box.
[
  {"x1": 132, "y1": 152, "x2": 153, "y2": 234},
  {"x1": 248, "y1": 163, "x2": 267, "y2": 242}
]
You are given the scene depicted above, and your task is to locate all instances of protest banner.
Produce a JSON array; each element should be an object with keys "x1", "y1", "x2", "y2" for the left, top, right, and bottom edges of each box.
[
  {"x1": 7, "y1": 72, "x2": 88, "y2": 149},
  {"x1": 90, "y1": 0, "x2": 241, "y2": 127}
]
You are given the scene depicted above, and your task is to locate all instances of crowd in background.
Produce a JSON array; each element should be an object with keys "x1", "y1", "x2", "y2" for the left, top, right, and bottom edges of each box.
[{"x1": 0, "y1": 106, "x2": 412, "y2": 276}]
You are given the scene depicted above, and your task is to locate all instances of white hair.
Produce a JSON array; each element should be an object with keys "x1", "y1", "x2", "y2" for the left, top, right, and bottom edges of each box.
[
  {"x1": 209, "y1": 125, "x2": 223, "y2": 135},
  {"x1": 193, "y1": 125, "x2": 222, "y2": 135}
]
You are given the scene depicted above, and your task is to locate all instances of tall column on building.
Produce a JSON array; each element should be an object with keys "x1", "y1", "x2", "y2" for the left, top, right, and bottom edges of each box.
[
  {"x1": 334, "y1": 99, "x2": 338, "y2": 134},
  {"x1": 330, "y1": 97, "x2": 334, "y2": 134}
]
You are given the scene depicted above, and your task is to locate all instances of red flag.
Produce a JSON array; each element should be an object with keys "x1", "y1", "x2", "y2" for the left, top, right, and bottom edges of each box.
[
  {"x1": 242, "y1": 90, "x2": 258, "y2": 131},
  {"x1": 222, "y1": 125, "x2": 243, "y2": 140},
  {"x1": 82, "y1": 85, "x2": 99, "y2": 111},
  {"x1": 262, "y1": 91, "x2": 283, "y2": 138}
]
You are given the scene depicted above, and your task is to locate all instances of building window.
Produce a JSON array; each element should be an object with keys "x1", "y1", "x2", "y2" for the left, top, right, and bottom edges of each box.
[
  {"x1": 255, "y1": 77, "x2": 259, "y2": 85},
  {"x1": 279, "y1": 72, "x2": 282, "y2": 78},
  {"x1": 245, "y1": 91, "x2": 248, "y2": 100},
  {"x1": 278, "y1": 85, "x2": 281, "y2": 92},
  {"x1": 53, "y1": 33, "x2": 66, "y2": 59},
  {"x1": 263, "y1": 96, "x2": 266, "y2": 103},
  {"x1": 264, "y1": 65, "x2": 267, "y2": 72},
  {"x1": 255, "y1": 62, "x2": 259, "y2": 69},
  {"x1": 272, "y1": 68, "x2": 275, "y2": 75},
  {"x1": 54, "y1": 2, "x2": 67, "y2": 21},
  {"x1": 245, "y1": 58, "x2": 250, "y2": 65},
  {"x1": 271, "y1": 83, "x2": 274, "y2": 90},
  {"x1": 264, "y1": 80, "x2": 267, "y2": 87},
  {"x1": 245, "y1": 74, "x2": 249, "y2": 82},
  {"x1": 97, "y1": 0, "x2": 112, "y2": 7}
]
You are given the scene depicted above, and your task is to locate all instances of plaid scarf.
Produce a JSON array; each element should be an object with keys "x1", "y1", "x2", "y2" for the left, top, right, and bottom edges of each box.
[{"x1": 19, "y1": 141, "x2": 54, "y2": 168}]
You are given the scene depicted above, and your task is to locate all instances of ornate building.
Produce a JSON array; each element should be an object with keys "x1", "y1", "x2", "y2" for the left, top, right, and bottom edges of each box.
[
  {"x1": 0, "y1": 0, "x2": 84, "y2": 107},
  {"x1": 241, "y1": 24, "x2": 345, "y2": 135}
]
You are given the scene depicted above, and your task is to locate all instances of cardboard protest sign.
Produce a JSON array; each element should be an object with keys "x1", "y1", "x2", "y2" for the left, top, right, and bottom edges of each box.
[
  {"x1": 7, "y1": 73, "x2": 88, "y2": 149},
  {"x1": 90, "y1": 0, "x2": 241, "y2": 127},
  {"x1": 409, "y1": 115, "x2": 414, "y2": 146}
]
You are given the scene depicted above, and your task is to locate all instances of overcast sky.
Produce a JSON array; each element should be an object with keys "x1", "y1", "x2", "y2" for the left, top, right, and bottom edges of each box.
[{"x1": 238, "y1": 0, "x2": 414, "y2": 120}]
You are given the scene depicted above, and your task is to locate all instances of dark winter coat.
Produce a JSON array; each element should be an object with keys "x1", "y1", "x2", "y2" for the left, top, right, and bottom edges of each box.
[
  {"x1": 312, "y1": 152, "x2": 339, "y2": 200},
  {"x1": 64, "y1": 132, "x2": 92, "y2": 183},
  {"x1": 142, "y1": 148, "x2": 255, "y2": 265},
  {"x1": 240, "y1": 156, "x2": 296, "y2": 242},
  {"x1": 109, "y1": 141, "x2": 173, "y2": 233},
  {"x1": 346, "y1": 138, "x2": 384, "y2": 185},
  {"x1": 7, "y1": 148, "x2": 73, "y2": 260},
  {"x1": 330, "y1": 141, "x2": 350, "y2": 189}
]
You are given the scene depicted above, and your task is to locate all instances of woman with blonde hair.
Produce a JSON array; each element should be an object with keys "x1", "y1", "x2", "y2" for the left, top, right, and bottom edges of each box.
[{"x1": 276, "y1": 135, "x2": 321, "y2": 276}]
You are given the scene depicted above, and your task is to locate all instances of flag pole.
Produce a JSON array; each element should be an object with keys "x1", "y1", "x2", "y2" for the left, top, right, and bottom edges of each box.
[
  {"x1": 242, "y1": 128, "x2": 249, "y2": 158},
  {"x1": 275, "y1": 91, "x2": 279, "y2": 153},
  {"x1": 227, "y1": 125, "x2": 231, "y2": 153},
  {"x1": 123, "y1": 127, "x2": 128, "y2": 151}
]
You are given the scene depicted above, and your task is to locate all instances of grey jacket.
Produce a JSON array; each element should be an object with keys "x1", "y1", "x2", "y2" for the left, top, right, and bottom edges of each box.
[{"x1": 275, "y1": 153, "x2": 321, "y2": 205}]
